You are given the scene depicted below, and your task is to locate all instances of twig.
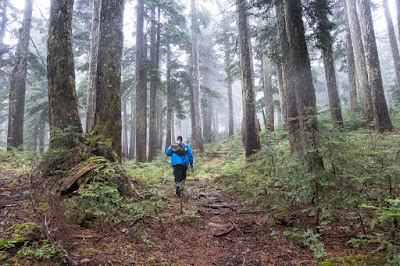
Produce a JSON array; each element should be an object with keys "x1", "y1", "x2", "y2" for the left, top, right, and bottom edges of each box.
[
  {"x1": 30, "y1": 38, "x2": 45, "y2": 66},
  {"x1": 154, "y1": 208, "x2": 164, "y2": 232},
  {"x1": 228, "y1": 218, "x2": 244, "y2": 236},
  {"x1": 163, "y1": 170, "x2": 167, "y2": 183}
]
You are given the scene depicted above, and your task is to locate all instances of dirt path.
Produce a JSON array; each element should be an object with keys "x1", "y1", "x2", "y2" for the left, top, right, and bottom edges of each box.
[
  {"x1": 141, "y1": 178, "x2": 317, "y2": 265},
  {"x1": 0, "y1": 166, "x2": 318, "y2": 265}
]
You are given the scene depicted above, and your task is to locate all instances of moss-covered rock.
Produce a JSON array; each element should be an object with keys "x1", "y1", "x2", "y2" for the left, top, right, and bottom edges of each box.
[{"x1": 12, "y1": 222, "x2": 42, "y2": 242}]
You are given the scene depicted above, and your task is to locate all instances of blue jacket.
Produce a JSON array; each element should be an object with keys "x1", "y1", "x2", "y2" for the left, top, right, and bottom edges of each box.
[{"x1": 166, "y1": 142, "x2": 193, "y2": 167}]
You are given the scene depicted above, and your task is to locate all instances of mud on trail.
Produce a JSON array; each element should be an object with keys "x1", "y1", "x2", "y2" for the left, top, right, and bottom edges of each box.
[{"x1": 1, "y1": 164, "x2": 319, "y2": 265}]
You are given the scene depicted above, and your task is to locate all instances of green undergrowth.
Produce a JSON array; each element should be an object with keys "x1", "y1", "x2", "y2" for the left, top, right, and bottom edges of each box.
[
  {"x1": 196, "y1": 111, "x2": 400, "y2": 262},
  {"x1": 0, "y1": 150, "x2": 37, "y2": 173}
]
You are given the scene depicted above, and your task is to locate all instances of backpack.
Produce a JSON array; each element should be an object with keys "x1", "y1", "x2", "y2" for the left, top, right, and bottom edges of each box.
[{"x1": 171, "y1": 141, "x2": 187, "y2": 156}]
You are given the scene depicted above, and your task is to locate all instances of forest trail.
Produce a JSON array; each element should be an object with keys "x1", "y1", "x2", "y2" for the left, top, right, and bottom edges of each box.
[{"x1": 0, "y1": 165, "x2": 317, "y2": 265}]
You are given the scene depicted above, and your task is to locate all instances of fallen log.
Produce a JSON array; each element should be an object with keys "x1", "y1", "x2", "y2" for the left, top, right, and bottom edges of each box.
[{"x1": 213, "y1": 226, "x2": 235, "y2": 237}]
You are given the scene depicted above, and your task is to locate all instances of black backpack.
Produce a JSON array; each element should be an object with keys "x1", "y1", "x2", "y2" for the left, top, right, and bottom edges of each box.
[{"x1": 172, "y1": 142, "x2": 187, "y2": 156}]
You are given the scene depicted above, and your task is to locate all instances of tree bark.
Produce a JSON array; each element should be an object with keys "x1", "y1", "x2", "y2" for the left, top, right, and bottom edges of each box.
[
  {"x1": 237, "y1": 0, "x2": 261, "y2": 157},
  {"x1": 190, "y1": 0, "x2": 204, "y2": 153},
  {"x1": 397, "y1": 0, "x2": 400, "y2": 45},
  {"x1": 129, "y1": 93, "x2": 136, "y2": 159},
  {"x1": 344, "y1": 3, "x2": 358, "y2": 113},
  {"x1": 322, "y1": 47, "x2": 343, "y2": 126},
  {"x1": 357, "y1": 0, "x2": 393, "y2": 132},
  {"x1": 165, "y1": 41, "x2": 172, "y2": 150},
  {"x1": 7, "y1": 0, "x2": 33, "y2": 150},
  {"x1": 135, "y1": 0, "x2": 147, "y2": 162},
  {"x1": 276, "y1": 0, "x2": 300, "y2": 153},
  {"x1": 85, "y1": 0, "x2": 101, "y2": 133},
  {"x1": 156, "y1": 7, "x2": 162, "y2": 151},
  {"x1": 383, "y1": 0, "x2": 400, "y2": 104},
  {"x1": 47, "y1": 0, "x2": 83, "y2": 150},
  {"x1": 345, "y1": 0, "x2": 373, "y2": 120},
  {"x1": 262, "y1": 48, "x2": 274, "y2": 132},
  {"x1": 276, "y1": 55, "x2": 287, "y2": 125},
  {"x1": 0, "y1": 0, "x2": 7, "y2": 45},
  {"x1": 222, "y1": 29, "x2": 234, "y2": 136},
  {"x1": 148, "y1": 5, "x2": 158, "y2": 161},
  {"x1": 284, "y1": 0, "x2": 323, "y2": 170},
  {"x1": 122, "y1": 98, "x2": 128, "y2": 157},
  {"x1": 89, "y1": 0, "x2": 124, "y2": 161}
]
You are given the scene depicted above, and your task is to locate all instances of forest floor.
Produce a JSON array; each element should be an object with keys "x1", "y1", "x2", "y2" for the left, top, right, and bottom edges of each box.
[{"x1": 0, "y1": 154, "x2": 377, "y2": 265}]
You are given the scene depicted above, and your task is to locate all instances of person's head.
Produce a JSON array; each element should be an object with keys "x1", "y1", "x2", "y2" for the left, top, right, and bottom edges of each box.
[{"x1": 177, "y1": 136, "x2": 183, "y2": 142}]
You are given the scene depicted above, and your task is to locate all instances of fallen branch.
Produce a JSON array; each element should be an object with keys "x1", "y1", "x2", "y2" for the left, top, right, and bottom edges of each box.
[
  {"x1": 204, "y1": 203, "x2": 238, "y2": 211},
  {"x1": 228, "y1": 218, "x2": 244, "y2": 236},
  {"x1": 213, "y1": 226, "x2": 234, "y2": 237},
  {"x1": 59, "y1": 162, "x2": 97, "y2": 194}
]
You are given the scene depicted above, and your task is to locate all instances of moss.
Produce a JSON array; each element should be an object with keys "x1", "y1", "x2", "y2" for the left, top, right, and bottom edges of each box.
[
  {"x1": 86, "y1": 124, "x2": 119, "y2": 162},
  {"x1": 13, "y1": 222, "x2": 42, "y2": 242},
  {"x1": 319, "y1": 255, "x2": 385, "y2": 265},
  {"x1": 7, "y1": 179, "x2": 18, "y2": 186},
  {"x1": 83, "y1": 247, "x2": 101, "y2": 255}
]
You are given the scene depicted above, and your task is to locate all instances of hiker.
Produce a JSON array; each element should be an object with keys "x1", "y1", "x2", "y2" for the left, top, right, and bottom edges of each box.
[{"x1": 166, "y1": 136, "x2": 193, "y2": 197}]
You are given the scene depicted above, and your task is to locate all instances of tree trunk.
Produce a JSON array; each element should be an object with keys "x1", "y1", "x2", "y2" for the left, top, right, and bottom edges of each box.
[
  {"x1": 262, "y1": 48, "x2": 274, "y2": 132},
  {"x1": 357, "y1": 0, "x2": 393, "y2": 132},
  {"x1": 344, "y1": 3, "x2": 358, "y2": 113},
  {"x1": 47, "y1": 0, "x2": 83, "y2": 150},
  {"x1": 157, "y1": 88, "x2": 163, "y2": 151},
  {"x1": 223, "y1": 35, "x2": 234, "y2": 136},
  {"x1": 135, "y1": 0, "x2": 147, "y2": 162},
  {"x1": 397, "y1": 0, "x2": 400, "y2": 45},
  {"x1": 203, "y1": 93, "x2": 213, "y2": 142},
  {"x1": 345, "y1": 0, "x2": 373, "y2": 120},
  {"x1": 171, "y1": 111, "x2": 175, "y2": 141},
  {"x1": 89, "y1": 0, "x2": 124, "y2": 161},
  {"x1": 122, "y1": 98, "x2": 128, "y2": 157},
  {"x1": 156, "y1": 7, "x2": 162, "y2": 151},
  {"x1": 237, "y1": 0, "x2": 261, "y2": 157},
  {"x1": 190, "y1": 0, "x2": 204, "y2": 153},
  {"x1": 7, "y1": 0, "x2": 33, "y2": 150},
  {"x1": 383, "y1": 0, "x2": 400, "y2": 104},
  {"x1": 129, "y1": 93, "x2": 136, "y2": 159},
  {"x1": 86, "y1": 0, "x2": 100, "y2": 133},
  {"x1": 0, "y1": 0, "x2": 7, "y2": 45},
  {"x1": 276, "y1": 55, "x2": 287, "y2": 125},
  {"x1": 276, "y1": 0, "x2": 300, "y2": 153},
  {"x1": 148, "y1": 5, "x2": 158, "y2": 161},
  {"x1": 284, "y1": 0, "x2": 323, "y2": 170},
  {"x1": 165, "y1": 42, "x2": 172, "y2": 150},
  {"x1": 322, "y1": 47, "x2": 343, "y2": 126}
]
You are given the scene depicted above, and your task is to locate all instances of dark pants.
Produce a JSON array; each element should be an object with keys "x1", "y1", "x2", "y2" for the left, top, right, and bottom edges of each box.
[{"x1": 173, "y1": 164, "x2": 187, "y2": 196}]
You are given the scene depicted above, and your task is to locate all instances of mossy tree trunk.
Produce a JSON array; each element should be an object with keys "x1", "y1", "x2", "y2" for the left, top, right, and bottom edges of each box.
[
  {"x1": 357, "y1": 0, "x2": 393, "y2": 132},
  {"x1": 262, "y1": 47, "x2": 274, "y2": 132},
  {"x1": 345, "y1": 0, "x2": 373, "y2": 120},
  {"x1": 122, "y1": 98, "x2": 128, "y2": 157},
  {"x1": 86, "y1": 0, "x2": 100, "y2": 133},
  {"x1": 190, "y1": 0, "x2": 204, "y2": 153},
  {"x1": 89, "y1": 0, "x2": 124, "y2": 161},
  {"x1": 237, "y1": 0, "x2": 261, "y2": 157},
  {"x1": 383, "y1": 0, "x2": 400, "y2": 105},
  {"x1": 7, "y1": 0, "x2": 33, "y2": 151},
  {"x1": 284, "y1": 0, "x2": 324, "y2": 170},
  {"x1": 148, "y1": 4, "x2": 159, "y2": 161},
  {"x1": 47, "y1": 0, "x2": 83, "y2": 150},
  {"x1": 135, "y1": 0, "x2": 147, "y2": 162}
]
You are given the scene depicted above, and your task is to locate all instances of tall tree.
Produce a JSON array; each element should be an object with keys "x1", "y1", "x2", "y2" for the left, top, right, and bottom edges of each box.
[
  {"x1": 89, "y1": 0, "x2": 124, "y2": 161},
  {"x1": 0, "y1": 0, "x2": 7, "y2": 45},
  {"x1": 345, "y1": 0, "x2": 373, "y2": 120},
  {"x1": 276, "y1": 0, "x2": 300, "y2": 153},
  {"x1": 344, "y1": 0, "x2": 358, "y2": 113},
  {"x1": 86, "y1": 0, "x2": 101, "y2": 133},
  {"x1": 383, "y1": 0, "x2": 400, "y2": 104},
  {"x1": 7, "y1": 0, "x2": 33, "y2": 150},
  {"x1": 165, "y1": 41, "x2": 172, "y2": 150},
  {"x1": 190, "y1": 0, "x2": 204, "y2": 153},
  {"x1": 284, "y1": 0, "x2": 323, "y2": 169},
  {"x1": 135, "y1": 0, "x2": 147, "y2": 162},
  {"x1": 262, "y1": 47, "x2": 274, "y2": 131},
  {"x1": 357, "y1": 0, "x2": 393, "y2": 132},
  {"x1": 397, "y1": 0, "x2": 400, "y2": 44},
  {"x1": 122, "y1": 98, "x2": 128, "y2": 156},
  {"x1": 47, "y1": 0, "x2": 83, "y2": 150},
  {"x1": 237, "y1": 0, "x2": 261, "y2": 157},
  {"x1": 129, "y1": 93, "x2": 135, "y2": 159},
  {"x1": 308, "y1": 0, "x2": 343, "y2": 126},
  {"x1": 148, "y1": 4, "x2": 159, "y2": 161}
]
